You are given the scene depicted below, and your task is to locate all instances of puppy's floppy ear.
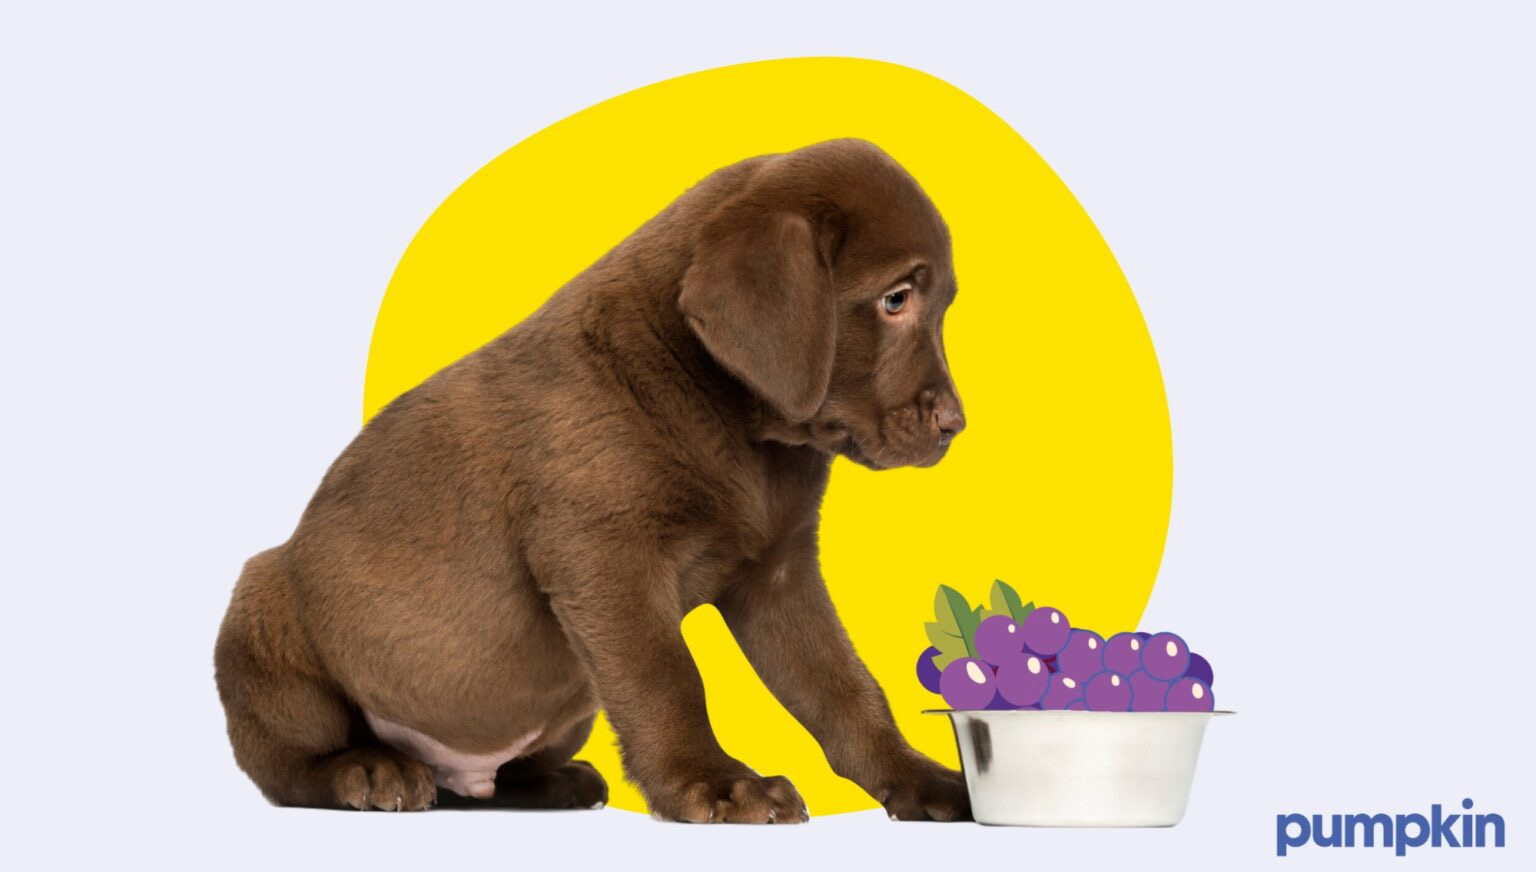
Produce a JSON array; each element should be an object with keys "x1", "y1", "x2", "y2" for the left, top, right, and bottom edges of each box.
[{"x1": 679, "y1": 207, "x2": 838, "y2": 422}]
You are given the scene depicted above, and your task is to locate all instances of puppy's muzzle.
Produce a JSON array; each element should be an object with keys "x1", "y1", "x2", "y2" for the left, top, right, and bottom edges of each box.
[
  {"x1": 927, "y1": 389, "x2": 966, "y2": 447},
  {"x1": 934, "y1": 400, "x2": 965, "y2": 446}
]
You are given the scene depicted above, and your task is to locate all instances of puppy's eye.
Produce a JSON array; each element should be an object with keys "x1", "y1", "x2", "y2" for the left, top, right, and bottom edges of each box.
[{"x1": 881, "y1": 288, "x2": 909, "y2": 315}]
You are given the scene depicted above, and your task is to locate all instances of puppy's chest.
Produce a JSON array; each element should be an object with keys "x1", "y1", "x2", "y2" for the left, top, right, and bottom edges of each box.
[{"x1": 676, "y1": 456, "x2": 826, "y2": 610}]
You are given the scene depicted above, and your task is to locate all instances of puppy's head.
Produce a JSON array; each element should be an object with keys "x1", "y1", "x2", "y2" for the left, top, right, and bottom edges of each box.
[{"x1": 679, "y1": 139, "x2": 964, "y2": 469}]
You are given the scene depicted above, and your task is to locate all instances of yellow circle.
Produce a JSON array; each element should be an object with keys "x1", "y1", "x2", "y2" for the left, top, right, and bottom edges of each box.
[{"x1": 363, "y1": 57, "x2": 1171, "y2": 815}]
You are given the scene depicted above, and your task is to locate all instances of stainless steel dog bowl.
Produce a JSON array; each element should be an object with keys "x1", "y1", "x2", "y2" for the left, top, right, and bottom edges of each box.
[{"x1": 931, "y1": 709, "x2": 1232, "y2": 827}]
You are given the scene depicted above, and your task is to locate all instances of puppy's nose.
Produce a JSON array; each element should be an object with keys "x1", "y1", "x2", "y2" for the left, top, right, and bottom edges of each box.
[{"x1": 933, "y1": 398, "x2": 966, "y2": 445}]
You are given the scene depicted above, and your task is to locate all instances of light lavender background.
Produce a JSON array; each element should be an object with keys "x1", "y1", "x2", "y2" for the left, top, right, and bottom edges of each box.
[{"x1": 2, "y1": 2, "x2": 1532, "y2": 869}]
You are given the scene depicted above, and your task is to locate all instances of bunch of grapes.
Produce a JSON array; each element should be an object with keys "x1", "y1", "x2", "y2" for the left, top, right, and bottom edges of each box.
[{"x1": 917, "y1": 581, "x2": 1215, "y2": 713}]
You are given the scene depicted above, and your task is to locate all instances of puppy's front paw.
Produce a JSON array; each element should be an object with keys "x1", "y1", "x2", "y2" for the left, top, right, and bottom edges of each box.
[
  {"x1": 877, "y1": 758, "x2": 971, "y2": 822},
  {"x1": 648, "y1": 771, "x2": 809, "y2": 824}
]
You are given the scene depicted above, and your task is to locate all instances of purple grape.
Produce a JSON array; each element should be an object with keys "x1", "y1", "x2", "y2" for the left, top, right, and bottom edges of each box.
[
  {"x1": 984, "y1": 694, "x2": 1015, "y2": 710},
  {"x1": 1084, "y1": 671, "x2": 1133, "y2": 711},
  {"x1": 973, "y1": 615, "x2": 1024, "y2": 665},
  {"x1": 916, "y1": 646, "x2": 942, "y2": 693},
  {"x1": 1056, "y1": 629, "x2": 1105, "y2": 680},
  {"x1": 1103, "y1": 632, "x2": 1144, "y2": 675},
  {"x1": 1040, "y1": 672, "x2": 1084, "y2": 709},
  {"x1": 1142, "y1": 632, "x2": 1192, "y2": 681},
  {"x1": 1133, "y1": 632, "x2": 1150, "y2": 642},
  {"x1": 1065, "y1": 700, "x2": 1088, "y2": 711},
  {"x1": 1020, "y1": 606, "x2": 1071, "y2": 655},
  {"x1": 1044, "y1": 655, "x2": 1059, "y2": 673},
  {"x1": 1166, "y1": 677, "x2": 1215, "y2": 712},
  {"x1": 1186, "y1": 652, "x2": 1214, "y2": 687},
  {"x1": 940, "y1": 657, "x2": 998, "y2": 710},
  {"x1": 994, "y1": 653, "x2": 1050, "y2": 707},
  {"x1": 1129, "y1": 669, "x2": 1170, "y2": 711}
]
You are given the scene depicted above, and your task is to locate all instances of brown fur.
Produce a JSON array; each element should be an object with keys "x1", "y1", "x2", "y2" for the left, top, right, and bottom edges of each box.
[{"x1": 215, "y1": 139, "x2": 969, "y2": 822}]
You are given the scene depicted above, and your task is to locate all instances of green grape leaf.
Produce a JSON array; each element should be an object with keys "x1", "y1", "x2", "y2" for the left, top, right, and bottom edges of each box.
[
  {"x1": 925, "y1": 620, "x2": 968, "y2": 669},
  {"x1": 930, "y1": 584, "x2": 980, "y2": 663},
  {"x1": 990, "y1": 580, "x2": 1036, "y2": 627}
]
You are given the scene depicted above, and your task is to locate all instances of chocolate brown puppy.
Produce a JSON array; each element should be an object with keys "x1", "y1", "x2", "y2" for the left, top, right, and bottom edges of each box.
[{"x1": 215, "y1": 138, "x2": 970, "y2": 823}]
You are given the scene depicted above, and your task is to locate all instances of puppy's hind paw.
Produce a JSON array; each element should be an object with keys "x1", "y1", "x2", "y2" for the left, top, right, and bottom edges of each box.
[
  {"x1": 456, "y1": 759, "x2": 609, "y2": 810},
  {"x1": 324, "y1": 747, "x2": 437, "y2": 811}
]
